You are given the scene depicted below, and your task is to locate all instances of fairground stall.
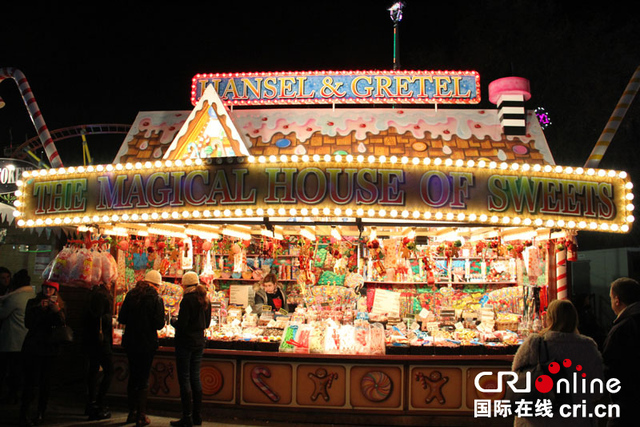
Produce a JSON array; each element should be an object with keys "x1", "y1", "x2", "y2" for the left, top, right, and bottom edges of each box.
[{"x1": 13, "y1": 70, "x2": 634, "y2": 423}]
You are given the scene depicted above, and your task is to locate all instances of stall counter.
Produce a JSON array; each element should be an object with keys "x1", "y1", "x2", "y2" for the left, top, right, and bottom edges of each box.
[{"x1": 110, "y1": 345, "x2": 514, "y2": 420}]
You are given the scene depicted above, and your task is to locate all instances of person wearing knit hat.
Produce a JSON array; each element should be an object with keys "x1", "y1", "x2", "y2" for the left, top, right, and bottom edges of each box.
[
  {"x1": 170, "y1": 272, "x2": 211, "y2": 427},
  {"x1": 42, "y1": 281, "x2": 59, "y2": 292},
  {"x1": 143, "y1": 270, "x2": 163, "y2": 288},
  {"x1": 181, "y1": 272, "x2": 199, "y2": 287},
  {"x1": 117, "y1": 271, "x2": 165, "y2": 426}
]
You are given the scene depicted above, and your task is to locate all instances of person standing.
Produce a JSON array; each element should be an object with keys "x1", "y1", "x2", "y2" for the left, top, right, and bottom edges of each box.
[
  {"x1": 511, "y1": 299, "x2": 604, "y2": 426},
  {"x1": 602, "y1": 277, "x2": 640, "y2": 427},
  {"x1": 19, "y1": 281, "x2": 66, "y2": 427},
  {"x1": 170, "y1": 271, "x2": 211, "y2": 427},
  {"x1": 83, "y1": 281, "x2": 114, "y2": 421},
  {"x1": 117, "y1": 270, "x2": 165, "y2": 427},
  {"x1": 0, "y1": 269, "x2": 35, "y2": 404},
  {"x1": 0, "y1": 266, "x2": 11, "y2": 296}
]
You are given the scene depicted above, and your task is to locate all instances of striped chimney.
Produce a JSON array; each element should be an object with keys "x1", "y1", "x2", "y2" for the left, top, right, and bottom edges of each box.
[{"x1": 488, "y1": 77, "x2": 531, "y2": 136}]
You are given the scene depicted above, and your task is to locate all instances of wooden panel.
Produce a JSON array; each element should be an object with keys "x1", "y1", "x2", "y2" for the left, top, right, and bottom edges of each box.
[
  {"x1": 241, "y1": 362, "x2": 293, "y2": 405},
  {"x1": 409, "y1": 366, "x2": 463, "y2": 410},
  {"x1": 349, "y1": 365, "x2": 403, "y2": 410},
  {"x1": 111, "y1": 354, "x2": 180, "y2": 398},
  {"x1": 201, "y1": 359, "x2": 236, "y2": 403},
  {"x1": 465, "y1": 367, "x2": 509, "y2": 410},
  {"x1": 296, "y1": 364, "x2": 347, "y2": 407}
]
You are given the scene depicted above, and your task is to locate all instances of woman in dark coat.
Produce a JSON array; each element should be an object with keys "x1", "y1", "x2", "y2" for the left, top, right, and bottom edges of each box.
[
  {"x1": 170, "y1": 271, "x2": 212, "y2": 427},
  {"x1": 117, "y1": 270, "x2": 165, "y2": 427},
  {"x1": 19, "y1": 281, "x2": 66, "y2": 427},
  {"x1": 83, "y1": 281, "x2": 114, "y2": 420}
]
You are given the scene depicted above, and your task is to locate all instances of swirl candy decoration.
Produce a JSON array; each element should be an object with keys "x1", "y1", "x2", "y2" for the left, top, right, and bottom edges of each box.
[
  {"x1": 200, "y1": 366, "x2": 224, "y2": 396},
  {"x1": 360, "y1": 371, "x2": 393, "y2": 402}
]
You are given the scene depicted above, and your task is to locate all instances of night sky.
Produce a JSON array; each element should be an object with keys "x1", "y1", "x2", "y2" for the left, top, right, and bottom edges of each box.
[{"x1": 1, "y1": 1, "x2": 639, "y2": 249}]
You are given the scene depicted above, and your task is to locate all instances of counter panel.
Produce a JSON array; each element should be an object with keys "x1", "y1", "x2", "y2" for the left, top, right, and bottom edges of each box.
[{"x1": 110, "y1": 347, "x2": 513, "y2": 416}]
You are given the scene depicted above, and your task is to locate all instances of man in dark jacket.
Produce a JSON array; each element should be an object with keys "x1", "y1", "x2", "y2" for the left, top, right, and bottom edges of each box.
[
  {"x1": 83, "y1": 282, "x2": 114, "y2": 420},
  {"x1": 602, "y1": 277, "x2": 640, "y2": 427}
]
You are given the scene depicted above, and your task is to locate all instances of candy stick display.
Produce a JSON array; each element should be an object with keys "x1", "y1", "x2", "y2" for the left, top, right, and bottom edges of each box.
[
  {"x1": 556, "y1": 248, "x2": 568, "y2": 300},
  {"x1": 0, "y1": 68, "x2": 64, "y2": 168}
]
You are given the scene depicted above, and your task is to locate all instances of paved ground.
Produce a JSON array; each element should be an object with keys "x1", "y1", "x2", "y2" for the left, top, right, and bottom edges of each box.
[{"x1": 0, "y1": 382, "x2": 339, "y2": 427}]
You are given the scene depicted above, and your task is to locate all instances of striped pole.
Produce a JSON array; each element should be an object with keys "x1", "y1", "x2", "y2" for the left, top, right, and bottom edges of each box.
[
  {"x1": 0, "y1": 68, "x2": 64, "y2": 168},
  {"x1": 585, "y1": 66, "x2": 640, "y2": 168},
  {"x1": 556, "y1": 248, "x2": 568, "y2": 300}
]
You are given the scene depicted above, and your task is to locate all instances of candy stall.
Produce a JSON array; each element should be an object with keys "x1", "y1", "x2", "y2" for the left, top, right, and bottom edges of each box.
[{"x1": 14, "y1": 71, "x2": 634, "y2": 421}]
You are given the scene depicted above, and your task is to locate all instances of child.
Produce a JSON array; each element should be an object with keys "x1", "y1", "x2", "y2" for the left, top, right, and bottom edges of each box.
[{"x1": 253, "y1": 273, "x2": 288, "y2": 315}]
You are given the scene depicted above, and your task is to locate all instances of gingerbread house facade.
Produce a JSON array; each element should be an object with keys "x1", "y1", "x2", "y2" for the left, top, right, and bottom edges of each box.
[{"x1": 113, "y1": 107, "x2": 553, "y2": 166}]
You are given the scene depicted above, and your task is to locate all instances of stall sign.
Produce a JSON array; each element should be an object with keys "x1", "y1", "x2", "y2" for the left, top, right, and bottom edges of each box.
[
  {"x1": 191, "y1": 70, "x2": 480, "y2": 106},
  {"x1": 15, "y1": 158, "x2": 633, "y2": 233},
  {"x1": 0, "y1": 158, "x2": 36, "y2": 194}
]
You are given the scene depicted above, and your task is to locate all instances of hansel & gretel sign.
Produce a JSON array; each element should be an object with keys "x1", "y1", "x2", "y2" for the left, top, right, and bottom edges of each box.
[
  {"x1": 191, "y1": 70, "x2": 480, "y2": 106},
  {"x1": 15, "y1": 158, "x2": 634, "y2": 233}
]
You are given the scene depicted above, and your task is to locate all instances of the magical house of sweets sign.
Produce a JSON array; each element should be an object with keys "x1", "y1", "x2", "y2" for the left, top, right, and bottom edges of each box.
[{"x1": 15, "y1": 157, "x2": 633, "y2": 233}]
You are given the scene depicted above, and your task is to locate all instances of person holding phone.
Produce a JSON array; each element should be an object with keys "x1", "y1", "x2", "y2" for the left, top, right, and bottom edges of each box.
[{"x1": 19, "y1": 281, "x2": 66, "y2": 427}]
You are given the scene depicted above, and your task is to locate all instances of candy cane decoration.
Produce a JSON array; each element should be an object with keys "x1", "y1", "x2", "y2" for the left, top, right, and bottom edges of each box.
[
  {"x1": 556, "y1": 248, "x2": 568, "y2": 300},
  {"x1": 585, "y1": 66, "x2": 640, "y2": 168},
  {"x1": 251, "y1": 366, "x2": 280, "y2": 402},
  {"x1": 0, "y1": 68, "x2": 64, "y2": 168}
]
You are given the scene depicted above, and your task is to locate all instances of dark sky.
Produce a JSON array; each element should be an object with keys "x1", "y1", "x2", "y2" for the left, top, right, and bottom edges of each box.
[{"x1": 1, "y1": 0, "x2": 639, "y2": 248}]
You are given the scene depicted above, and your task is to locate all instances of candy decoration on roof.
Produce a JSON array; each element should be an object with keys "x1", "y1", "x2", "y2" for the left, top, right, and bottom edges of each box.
[
  {"x1": 0, "y1": 68, "x2": 64, "y2": 168},
  {"x1": 535, "y1": 107, "x2": 552, "y2": 130},
  {"x1": 488, "y1": 77, "x2": 531, "y2": 136},
  {"x1": 585, "y1": 65, "x2": 640, "y2": 168},
  {"x1": 164, "y1": 84, "x2": 249, "y2": 160}
]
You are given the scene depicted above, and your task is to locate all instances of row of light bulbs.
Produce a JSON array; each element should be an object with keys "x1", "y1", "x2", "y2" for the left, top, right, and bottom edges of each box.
[
  {"x1": 248, "y1": 154, "x2": 634, "y2": 180},
  {"x1": 14, "y1": 155, "x2": 634, "y2": 181},
  {"x1": 14, "y1": 204, "x2": 635, "y2": 233}
]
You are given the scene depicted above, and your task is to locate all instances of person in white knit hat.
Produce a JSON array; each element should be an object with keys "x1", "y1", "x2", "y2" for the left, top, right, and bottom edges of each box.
[
  {"x1": 170, "y1": 271, "x2": 211, "y2": 427},
  {"x1": 117, "y1": 270, "x2": 165, "y2": 426}
]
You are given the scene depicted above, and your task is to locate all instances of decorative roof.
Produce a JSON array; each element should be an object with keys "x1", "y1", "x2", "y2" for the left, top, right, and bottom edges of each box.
[
  {"x1": 163, "y1": 84, "x2": 249, "y2": 160},
  {"x1": 113, "y1": 107, "x2": 554, "y2": 165}
]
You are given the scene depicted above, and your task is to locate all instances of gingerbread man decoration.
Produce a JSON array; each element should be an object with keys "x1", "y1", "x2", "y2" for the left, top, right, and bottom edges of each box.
[
  {"x1": 415, "y1": 370, "x2": 449, "y2": 404},
  {"x1": 150, "y1": 361, "x2": 174, "y2": 395},
  {"x1": 308, "y1": 368, "x2": 338, "y2": 402}
]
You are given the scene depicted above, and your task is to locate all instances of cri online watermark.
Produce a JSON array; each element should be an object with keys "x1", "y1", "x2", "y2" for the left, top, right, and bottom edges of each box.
[{"x1": 473, "y1": 357, "x2": 620, "y2": 419}]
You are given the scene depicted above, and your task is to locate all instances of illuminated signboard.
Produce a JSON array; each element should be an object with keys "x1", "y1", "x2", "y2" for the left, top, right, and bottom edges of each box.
[
  {"x1": 0, "y1": 158, "x2": 36, "y2": 194},
  {"x1": 15, "y1": 158, "x2": 633, "y2": 233},
  {"x1": 191, "y1": 70, "x2": 480, "y2": 106}
]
